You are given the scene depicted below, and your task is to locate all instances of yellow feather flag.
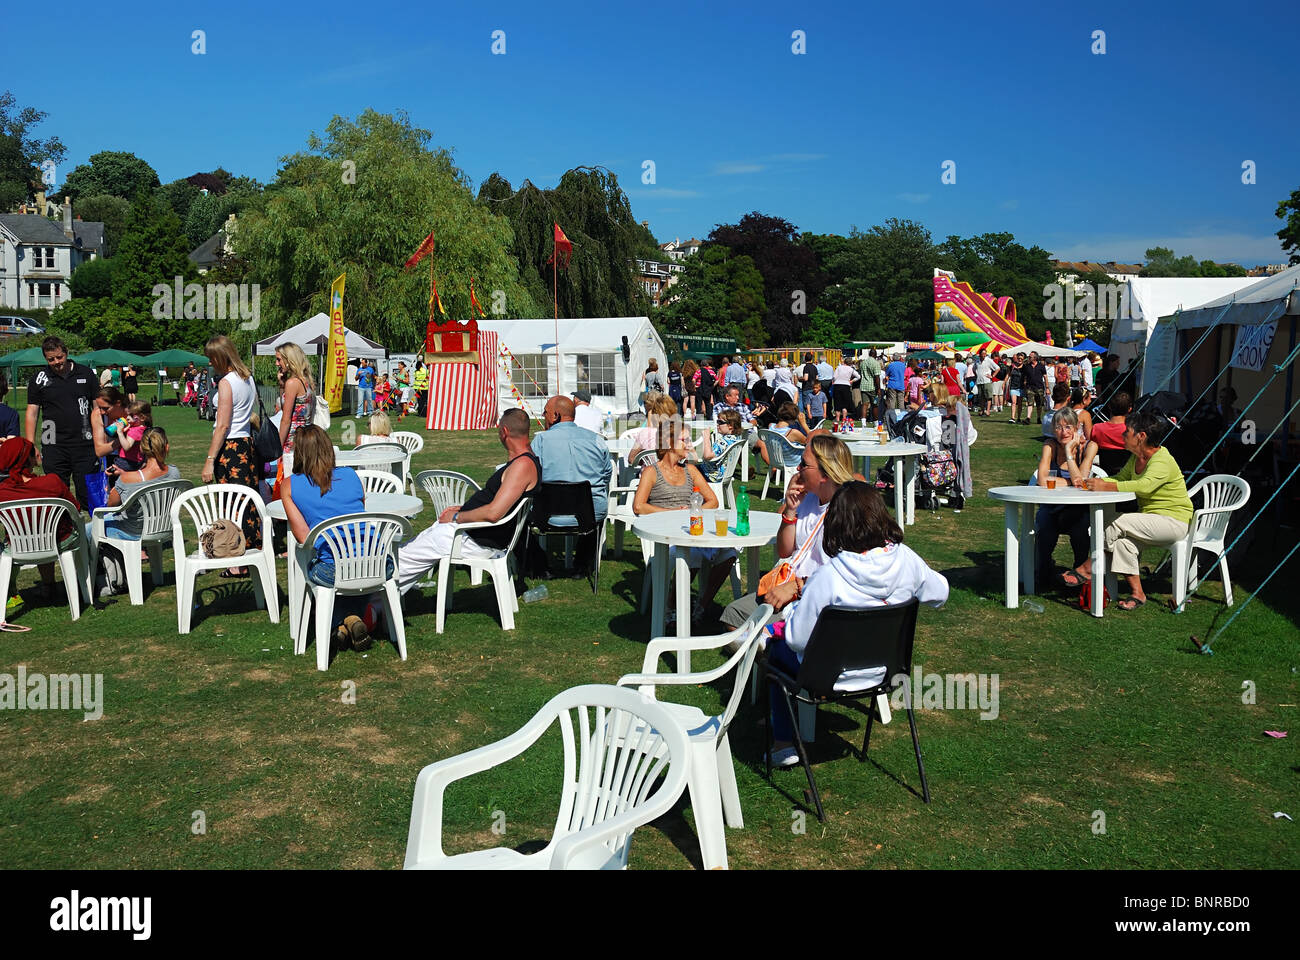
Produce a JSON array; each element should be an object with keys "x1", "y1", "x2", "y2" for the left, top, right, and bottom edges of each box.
[{"x1": 325, "y1": 273, "x2": 348, "y2": 414}]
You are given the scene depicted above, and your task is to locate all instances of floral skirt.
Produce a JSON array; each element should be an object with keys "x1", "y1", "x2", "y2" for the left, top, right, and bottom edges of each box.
[{"x1": 215, "y1": 436, "x2": 262, "y2": 550}]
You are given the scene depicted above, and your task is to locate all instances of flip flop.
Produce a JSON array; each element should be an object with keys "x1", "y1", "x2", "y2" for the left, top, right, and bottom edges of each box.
[
  {"x1": 0, "y1": 621, "x2": 32, "y2": 632},
  {"x1": 1060, "y1": 570, "x2": 1084, "y2": 588},
  {"x1": 1116, "y1": 597, "x2": 1147, "y2": 612}
]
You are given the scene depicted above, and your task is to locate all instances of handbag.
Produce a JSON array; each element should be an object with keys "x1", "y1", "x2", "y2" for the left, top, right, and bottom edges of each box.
[
  {"x1": 84, "y1": 458, "x2": 110, "y2": 513},
  {"x1": 200, "y1": 518, "x2": 246, "y2": 559},
  {"x1": 313, "y1": 395, "x2": 331, "y2": 430},
  {"x1": 1078, "y1": 579, "x2": 1110, "y2": 611},
  {"x1": 756, "y1": 511, "x2": 825, "y2": 598},
  {"x1": 252, "y1": 381, "x2": 284, "y2": 464}
]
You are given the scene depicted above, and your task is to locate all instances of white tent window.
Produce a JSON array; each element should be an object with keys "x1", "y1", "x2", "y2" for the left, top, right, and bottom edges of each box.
[
  {"x1": 512, "y1": 353, "x2": 549, "y2": 398},
  {"x1": 577, "y1": 353, "x2": 616, "y2": 397}
]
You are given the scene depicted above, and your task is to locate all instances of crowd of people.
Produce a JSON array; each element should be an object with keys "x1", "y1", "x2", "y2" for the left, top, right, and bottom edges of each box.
[{"x1": 2, "y1": 331, "x2": 1204, "y2": 648}]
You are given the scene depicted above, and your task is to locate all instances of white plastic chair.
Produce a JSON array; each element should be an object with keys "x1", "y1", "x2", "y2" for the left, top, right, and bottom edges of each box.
[
  {"x1": 89, "y1": 478, "x2": 193, "y2": 605},
  {"x1": 415, "y1": 470, "x2": 481, "y2": 516},
  {"x1": 355, "y1": 469, "x2": 403, "y2": 496},
  {"x1": 404, "y1": 684, "x2": 690, "y2": 870},
  {"x1": 390, "y1": 431, "x2": 425, "y2": 492},
  {"x1": 758, "y1": 429, "x2": 804, "y2": 500},
  {"x1": 606, "y1": 452, "x2": 655, "y2": 559},
  {"x1": 435, "y1": 497, "x2": 531, "y2": 634},
  {"x1": 355, "y1": 440, "x2": 409, "y2": 488},
  {"x1": 616, "y1": 604, "x2": 773, "y2": 870},
  {"x1": 0, "y1": 498, "x2": 92, "y2": 620},
  {"x1": 1171, "y1": 474, "x2": 1251, "y2": 612},
  {"x1": 291, "y1": 512, "x2": 413, "y2": 670},
  {"x1": 170, "y1": 484, "x2": 279, "y2": 634},
  {"x1": 701, "y1": 439, "x2": 746, "y2": 510}
]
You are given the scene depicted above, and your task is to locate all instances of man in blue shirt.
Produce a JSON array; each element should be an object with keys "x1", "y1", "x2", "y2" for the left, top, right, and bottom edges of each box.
[
  {"x1": 531, "y1": 395, "x2": 611, "y2": 573},
  {"x1": 724, "y1": 355, "x2": 748, "y2": 401},
  {"x1": 884, "y1": 353, "x2": 907, "y2": 411},
  {"x1": 354, "y1": 359, "x2": 375, "y2": 417},
  {"x1": 815, "y1": 354, "x2": 834, "y2": 416}
]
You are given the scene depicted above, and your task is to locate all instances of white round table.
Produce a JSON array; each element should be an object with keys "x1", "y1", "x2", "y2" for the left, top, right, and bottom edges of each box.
[
  {"x1": 988, "y1": 485, "x2": 1136, "y2": 618},
  {"x1": 266, "y1": 492, "x2": 424, "y2": 522},
  {"x1": 631, "y1": 509, "x2": 782, "y2": 672},
  {"x1": 335, "y1": 445, "x2": 407, "y2": 469},
  {"x1": 683, "y1": 419, "x2": 716, "y2": 434},
  {"x1": 842, "y1": 441, "x2": 927, "y2": 530}
]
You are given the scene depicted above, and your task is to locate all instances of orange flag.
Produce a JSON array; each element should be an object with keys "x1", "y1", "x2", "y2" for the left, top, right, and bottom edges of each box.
[
  {"x1": 404, "y1": 230, "x2": 436, "y2": 270},
  {"x1": 546, "y1": 223, "x2": 572, "y2": 269}
]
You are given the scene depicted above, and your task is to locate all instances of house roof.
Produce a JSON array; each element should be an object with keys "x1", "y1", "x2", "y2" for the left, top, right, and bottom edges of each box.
[
  {"x1": 189, "y1": 230, "x2": 225, "y2": 268},
  {"x1": 0, "y1": 214, "x2": 73, "y2": 245},
  {"x1": 72, "y1": 220, "x2": 104, "y2": 254}
]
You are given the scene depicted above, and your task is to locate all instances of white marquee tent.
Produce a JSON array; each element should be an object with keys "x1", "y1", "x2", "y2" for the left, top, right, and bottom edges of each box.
[
  {"x1": 481, "y1": 316, "x2": 667, "y2": 418},
  {"x1": 1144, "y1": 266, "x2": 1300, "y2": 437},
  {"x1": 1109, "y1": 277, "x2": 1257, "y2": 378}
]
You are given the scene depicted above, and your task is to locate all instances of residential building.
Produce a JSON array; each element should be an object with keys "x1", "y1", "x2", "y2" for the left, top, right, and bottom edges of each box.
[
  {"x1": 659, "y1": 237, "x2": 703, "y2": 262},
  {"x1": 632, "y1": 258, "x2": 684, "y2": 307},
  {"x1": 0, "y1": 199, "x2": 104, "y2": 310},
  {"x1": 188, "y1": 213, "x2": 238, "y2": 275}
]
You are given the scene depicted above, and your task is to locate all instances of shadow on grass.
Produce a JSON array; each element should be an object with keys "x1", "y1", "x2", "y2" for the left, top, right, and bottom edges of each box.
[{"x1": 190, "y1": 579, "x2": 283, "y2": 631}]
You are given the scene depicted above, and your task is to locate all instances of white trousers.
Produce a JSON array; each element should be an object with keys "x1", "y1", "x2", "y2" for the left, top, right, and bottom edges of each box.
[
  {"x1": 396, "y1": 521, "x2": 499, "y2": 594},
  {"x1": 1105, "y1": 512, "x2": 1189, "y2": 577}
]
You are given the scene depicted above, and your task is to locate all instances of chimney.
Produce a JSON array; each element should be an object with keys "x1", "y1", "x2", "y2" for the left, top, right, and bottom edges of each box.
[
  {"x1": 63, "y1": 196, "x2": 74, "y2": 239},
  {"x1": 35, "y1": 190, "x2": 46, "y2": 217}
]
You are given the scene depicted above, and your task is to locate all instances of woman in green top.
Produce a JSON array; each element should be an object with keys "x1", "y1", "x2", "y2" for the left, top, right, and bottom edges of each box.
[{"x1": 1072, "y1": 411, "x2": 1193, "y2": 610}]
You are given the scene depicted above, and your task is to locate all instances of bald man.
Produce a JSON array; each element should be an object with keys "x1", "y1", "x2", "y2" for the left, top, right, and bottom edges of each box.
[{"x1": 532, "y1": 395, "x2": 611, "y2": 524}]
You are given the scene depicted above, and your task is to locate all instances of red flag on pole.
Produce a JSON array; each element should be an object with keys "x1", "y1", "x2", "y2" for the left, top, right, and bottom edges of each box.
[
  {"x1": 404, "y1": 230, "x2": 437, "y2": 270},
  {"x1": 470, "y1": 278, "x2": 486, "y2": 318},
  {"x1": 545, "y1": 223, "x2": 572, "y2": 269}
]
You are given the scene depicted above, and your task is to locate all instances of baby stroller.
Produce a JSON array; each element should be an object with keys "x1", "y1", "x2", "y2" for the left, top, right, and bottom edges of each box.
[
  {"x1": 873, "y1": 408, "x2": 928, "y2": 492},
  {"x1": 180, "y1": 377, "x2": 199, "y2": 407},
  {"x1": 916, "y1": 412, "x2": 965, "y2": 511}
]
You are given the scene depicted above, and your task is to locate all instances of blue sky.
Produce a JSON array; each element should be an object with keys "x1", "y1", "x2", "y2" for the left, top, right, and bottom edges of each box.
[{"x1": 9, "y1": 0, "x2": 1297, "y2": 265}]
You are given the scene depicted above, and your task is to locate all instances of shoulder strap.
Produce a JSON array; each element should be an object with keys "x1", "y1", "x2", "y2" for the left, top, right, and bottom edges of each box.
[{"x1": 789, "y1": 509, "x2": 827, "y2": 567}]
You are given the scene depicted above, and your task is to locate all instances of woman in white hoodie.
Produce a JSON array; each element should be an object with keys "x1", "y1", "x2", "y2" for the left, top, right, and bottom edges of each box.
[{"x1": 767, "y1": 481, "x2": 950, "y2": 766}]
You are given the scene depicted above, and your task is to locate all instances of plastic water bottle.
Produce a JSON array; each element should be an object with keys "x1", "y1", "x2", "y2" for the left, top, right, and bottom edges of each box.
[
  {"x1": 735, "y1": 482, "x2": 751, "y2": 536},
  {"x1": 521, "y1": 583, "x2": 548, "y2": 604},
  {"x1": 689, "y1": 487, "x2": 704, "y2": 536},
  {"x1": 1021, "y1": 598, "x2": 1044, "y2": 613}
]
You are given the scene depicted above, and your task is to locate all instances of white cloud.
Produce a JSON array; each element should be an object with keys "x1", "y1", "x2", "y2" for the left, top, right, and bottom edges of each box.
[
  {"x1": 1048, "y1": 233, "x2": 1288, "y2": 267},
  {"x1": 1000, "y1": 199, "x2": 1019, "y2": 210},
  {"x1": 766, "y1": 153, "x2": 828, "y2": 162},
  {"x1": 713, "y1": 162, "x2": 765, "y2": 175},
  {"x1": 897, "y1": 192, "x2": 931, "y2": 204},
  {"x1": 627, "y1": 188, "x2": 700, "y2": 198}
]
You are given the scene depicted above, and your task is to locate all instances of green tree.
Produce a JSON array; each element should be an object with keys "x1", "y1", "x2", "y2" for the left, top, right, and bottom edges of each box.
[
  {"x1": 1139, "y1": 246, "x2": 1200, "y2": 277},
  {"x1": 237, "y1": 109, "x2": 537, "y2": 352},
  {"x1": 655, "y1": 245, "x2": 769, "y2": 346},
  {"x1": 477, "y1": 167, "x2": 650, "y2": 319},
  {"x1": 61, "y1": 151, "x2": 160, "y2": 201},
  {"x1": 804, "y1": 307, "x2": 846, "y2": 349},
  {"x1": 821, "y1": 219, "x2": 937, "y2": 342},
  {"x1": 158, "y1": 178, "x2": 202, "y2": 222},
  {"x1": 934, "y1": 231, "x2": 1058, "y2": 341},
  {"x1": 73, "y1": 194, "x2": 130, "y2": 257},
  {"x1": 1277, "y1": 187, "x2": 1300, "y2": 265},
  {"x1": 0, "y1": 91, "x2": 66, "y2": 212},
  {"x1": 68, "y1": 257, "x2": 115, "y2": 299},
  {"x1": 706, "y1": 213, "x2": 827, "y2": 343}
]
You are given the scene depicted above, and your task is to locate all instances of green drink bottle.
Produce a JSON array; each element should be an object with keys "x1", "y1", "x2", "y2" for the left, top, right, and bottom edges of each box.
[{"x1": 735, "y1": 482, "x2": 751, "y2": 536}]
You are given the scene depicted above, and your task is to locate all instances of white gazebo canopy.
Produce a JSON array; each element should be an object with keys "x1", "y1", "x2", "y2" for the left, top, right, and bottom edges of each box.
[{"x1": 254, "y1": 313, "x2": 387, "y2": 359}]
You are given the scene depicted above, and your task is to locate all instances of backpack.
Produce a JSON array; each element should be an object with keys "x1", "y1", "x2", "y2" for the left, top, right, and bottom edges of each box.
[{"x1": 667, "y1": 370, "x2": 683, "y2": 402}]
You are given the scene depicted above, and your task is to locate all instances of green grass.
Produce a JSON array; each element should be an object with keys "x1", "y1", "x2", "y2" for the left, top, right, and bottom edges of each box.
[{"x1": 0, "y1": 395, "x2": 1297, "y2": 869}]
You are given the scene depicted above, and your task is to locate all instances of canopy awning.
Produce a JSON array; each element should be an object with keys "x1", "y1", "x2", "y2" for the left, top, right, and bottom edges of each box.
[{"x1": 254, "y1": 313, "x2": 387, "y2": 358}]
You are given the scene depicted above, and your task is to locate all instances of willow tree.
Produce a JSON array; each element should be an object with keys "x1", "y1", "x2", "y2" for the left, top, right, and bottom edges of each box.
[
  {"x1": 235, "y1": 109, "x2": 538, "y2": 351},
  {"x1": 478, "y1": 167, "x2": 654, "y2": 319}
]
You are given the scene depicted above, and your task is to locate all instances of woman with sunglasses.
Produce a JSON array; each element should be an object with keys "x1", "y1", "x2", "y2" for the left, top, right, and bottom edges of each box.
[{"x1": 720, "y1": 433, "x2": 856, "y2": 630}]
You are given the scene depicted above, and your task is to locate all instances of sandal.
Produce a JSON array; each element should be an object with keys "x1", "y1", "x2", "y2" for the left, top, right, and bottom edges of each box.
[
  {"x1": 1060, "y1": 570, "x2": 1083, "y2": 588},
  {"x1": 1116, "y1": 597, "x2": 1147, "y2": 611},
  {"x1": 219, "y1": 569, "x2": 248, "y2": 579}
]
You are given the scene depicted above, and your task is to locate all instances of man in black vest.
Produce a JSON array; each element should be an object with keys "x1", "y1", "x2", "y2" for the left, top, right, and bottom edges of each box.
[{"x1": 393, "y1": 408, "x2": 539, "y2": 595}]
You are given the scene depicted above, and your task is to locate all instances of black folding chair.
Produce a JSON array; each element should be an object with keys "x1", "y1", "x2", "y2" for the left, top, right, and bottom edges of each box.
[
  {"x1": 526, "y1": 481, "x2": 605, "y2": 593},
  {"x1": 764, "y1": 598, "x2": 927, "y2": 821}
]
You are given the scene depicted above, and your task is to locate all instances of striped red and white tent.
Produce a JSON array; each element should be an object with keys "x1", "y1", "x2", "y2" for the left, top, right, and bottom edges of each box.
[{"x1": 425, "y1": 330, "x2": 500, "y2": 430}]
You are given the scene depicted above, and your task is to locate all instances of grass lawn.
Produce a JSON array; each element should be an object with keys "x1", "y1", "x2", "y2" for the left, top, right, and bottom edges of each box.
[{"x1": 1, "y1": 393, "x2": 1297, "y2": 869}]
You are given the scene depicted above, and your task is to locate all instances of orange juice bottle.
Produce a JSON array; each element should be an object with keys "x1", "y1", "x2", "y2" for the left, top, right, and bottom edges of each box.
[{"x1": 689, "y1": 487, "x2": 704, "y2": 536}]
